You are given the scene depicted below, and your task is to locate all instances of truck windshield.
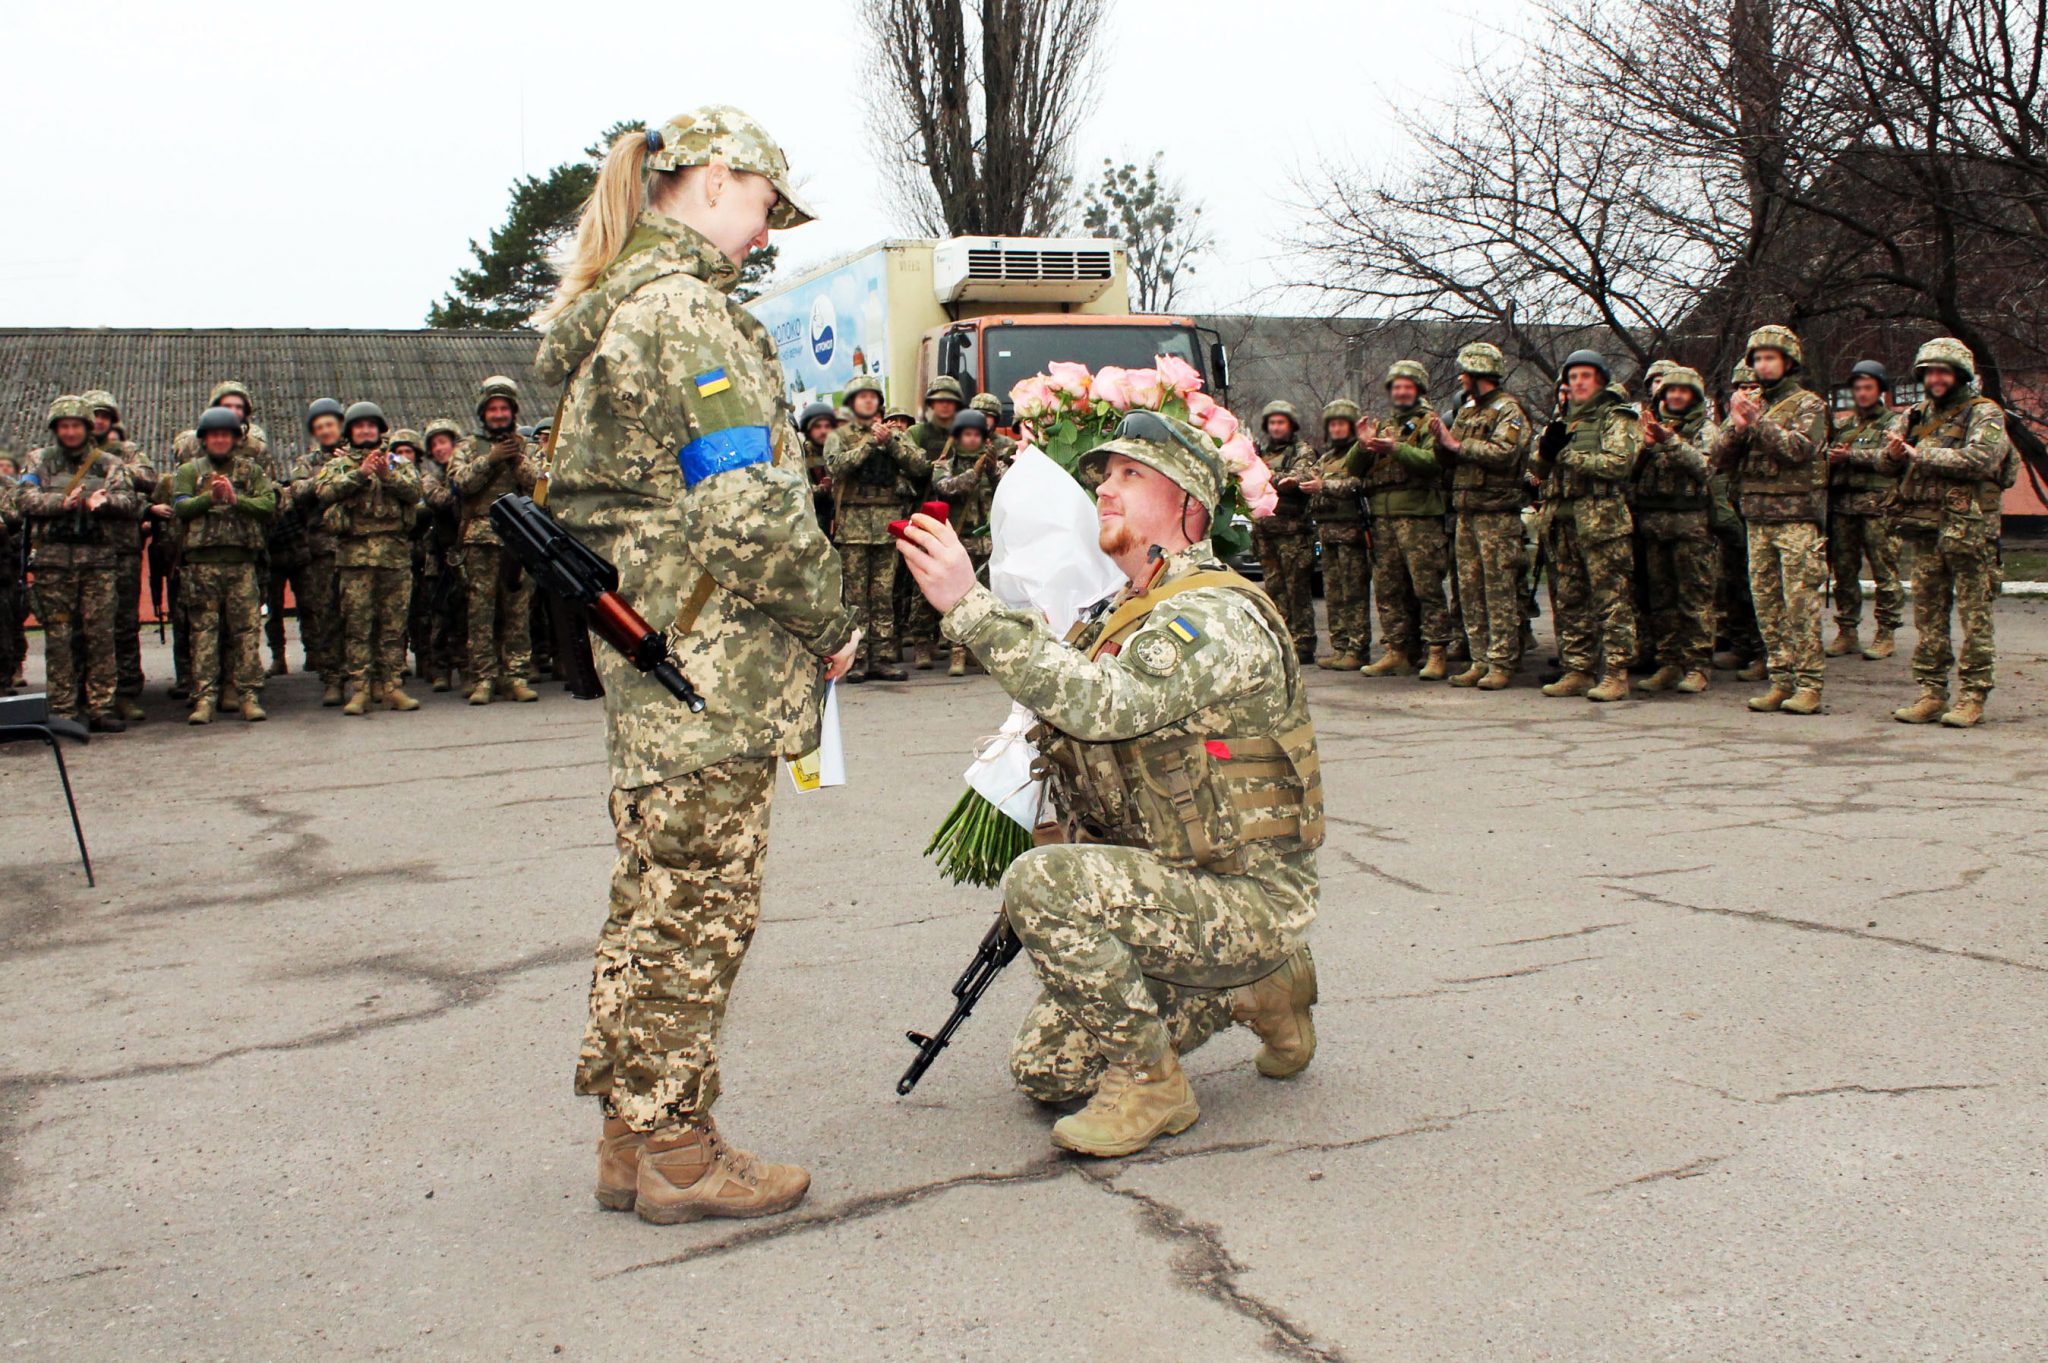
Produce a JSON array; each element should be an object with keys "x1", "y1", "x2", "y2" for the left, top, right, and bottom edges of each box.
[{"x1": 981, "y1": 326, "x2": 1204, "y2": 399}]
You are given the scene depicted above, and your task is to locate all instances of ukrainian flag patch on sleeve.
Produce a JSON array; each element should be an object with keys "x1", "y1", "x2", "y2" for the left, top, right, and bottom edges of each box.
[
  {"x1": 693, "y1": 368, "x2": 733, "y2": 397},
  {"x1": 1166, "y1": 616, "x2": 1200, "y2": 644}
]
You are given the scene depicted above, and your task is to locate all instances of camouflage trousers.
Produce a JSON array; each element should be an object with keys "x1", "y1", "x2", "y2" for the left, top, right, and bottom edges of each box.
[
  {"x1": 1828, "y1": 508, "x2": 1904, "y2": 632},
  {"x1": 114, "y1": 552, "x2": 144, "y2": 699},
  {"x1": 1372, "y1": 516, "x2": 1451, "y2": 656},
  {"x1": 338, "y1": 565, "x2": 412, "y2": 692},
  {"x1": 302, "y1": 552, "x2": 342, "y2": 684},
  {"x1": 1748, "y1": 521, "x2": 1827, "y2": 692},
  {"x1": 460, "y1": 544, "x2": 533, "y2": 684},
  {"x1": 1900, "y1": 525, "x2": 1998, "y2": 695},
  {"x1": 29, "y1": 564, "x2": 116, "y2": 717},
  {"x1": 1000, "y1": 842, "x2": 1311, "y2": 1090},
  {"x1": 1548, "y1": 521, "x2": 1636, "y2": 675},
  {"x1": 183, "y1": 561, "x2": 265, "y2": 705},
  {"x1": 839, "y1": 541, "x2": 899, "y2": 661},
  {"x1": 1638, "y1": 521, "x2": 1719, "y2": 673},
  {"x1": 1253, "y1": 529, "x2": 1318, "y2": 658},
  {"x1": 1317, "y1": 532, "x2": 1371, "y2": 658},
  {"x1": 1453, "y1": 511, "x2": 1526, "y2": 671},
  {"x1": 578, "y1": 758, "x2": 775, "y2": 1130}
]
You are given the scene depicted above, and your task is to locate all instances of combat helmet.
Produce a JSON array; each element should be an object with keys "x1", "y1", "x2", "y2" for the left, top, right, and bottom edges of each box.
[
  {"x1": 924, "y1": 375, "x2": 965, "y2": 405},
  {"x1": 307, "y1": 397, "x2": 347, "y2": 432},
  {"x1": 1845, "y1": 359, "x2": 1891, "y2": 393},
  {"x1": 1911, "y1": 337, "x2": 1975, "y2": 383},
  {"x1": 843, "y1": 375, "x2": 886, "y2": 411},
  {"x1": 1744, "y1": 324, "x2": 1803, "y2": 372},
  {"x1": 1384, "y1": 361, "x2": 1430, "y2": 395},
  {"x1": 1077, "y1": 410, "x2": 1227, "y2": 517},
  {"x1": 796, "y1": 401, "x2": 836, "y2": 435},
  {"x1": 80, "y1": 389, "x2": 120, "y2": 419},
  {"x1": 344, "y1": 401, "x2": 389, "y2": 439},
  {"x1": 969, "y1": 392, "x2": 1003, "y2": 417},
  {"x1": 885, "y1": 407, "x2": 915, "y2": 423},
  {"x1": 950, "y1": 409, "x2": 990, "y2": 438},
  {"x1": 642, "y1": 105, "x2": 815, "y2": 229},
  {"x1": 1455, "y1": 343, "x2": 1506, "y2": 379},
  {"x1": 1260, "y1": 398, "x2": 1303, "y2": 431},
  {"x1": 46, "y1": 394, "x2": 93, "y2": 430},
  {"x1": 1658, "y1": 367, "x2": 1707, "y2": 405},
  {"x1": 422, "y1": 417, "x2": 465, "y2": 446},
  {"x1": 1641, "y1": 359, "x2": 1677, "y2": 395},
  {"x1": 1559, "y1": 350, "x2": 1609, "y2": 383},
  {"x1": 1731, "y1": 361, "x2": 1759, "y2": 387},
  {"x1": 475, "y1": 375, "x2": 522, "y2": 419},
  {"x1": 195, "y1": 406, "x2": 244, "y2": 439},
  {"x1": 210, "y1": 380, "x2": 255, "y2": 413},
  {"x1": 1321, "y1": 398, "x2": 1362, "y2": 427},
  {"x1": 387, "y1": 428, "x2": 424, "y2": 456}
]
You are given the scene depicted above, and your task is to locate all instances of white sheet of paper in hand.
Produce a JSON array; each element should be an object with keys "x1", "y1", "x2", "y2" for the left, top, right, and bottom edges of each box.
[
  {"x1": 988, "y1": 447, "x2": 1124, "y2": 635},
  {"x1": 787, "y1": 682, "x2": 846, "y2": 792}
]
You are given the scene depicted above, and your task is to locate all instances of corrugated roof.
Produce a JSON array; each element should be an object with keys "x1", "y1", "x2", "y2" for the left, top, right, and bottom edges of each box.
[{"x1": 0, "y1": 328, "x2": 543, "y2": 467}]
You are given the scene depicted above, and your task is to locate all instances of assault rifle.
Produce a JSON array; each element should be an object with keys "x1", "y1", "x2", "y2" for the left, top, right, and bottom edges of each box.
[
  {"x1": 488, "y1": 494, "x2": 704, "y2": 712},
  {"x1": 897, "y1": 912, "x2": 1021, "y2": 1095}
]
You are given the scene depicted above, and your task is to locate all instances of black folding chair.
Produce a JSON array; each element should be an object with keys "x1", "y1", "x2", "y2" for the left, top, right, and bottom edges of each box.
[{"x1": 0, "y1": 692, "x2": 93, "y2": 886}]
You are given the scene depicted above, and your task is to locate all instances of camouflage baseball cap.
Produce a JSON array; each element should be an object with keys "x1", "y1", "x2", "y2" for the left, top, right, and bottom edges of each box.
[
  {"x1": 1912, "y1": 337, "x2": 1975, "y2": 382},
  {"x1": 644, "y1": 105, "x2": 814, "y2": 230},
  {"x1": 81, "y1": 388, "x2": 120, "y2": 417},
  {"x1": 1745, "y1": 324, "x2": 1803, "y2": 371},
  {"x1": 47, "y1": 394, "x2": 92, "y2": 428},
  {"x1": 1321, "y1": 398, "x2": 1361, "y2": 424},
  {"x1": 210, "y1": 379, "x2": 255, "y2": 412},
  {"x1": 1455, "y1": 343, "x2": 1505, "y2": 379},
  {"x1": 1077, "y1": 410, "x2": 1226, "y2": 517},
  {"x1": 1385, "y1": 360, "x2": 1430, "y2": 394}
]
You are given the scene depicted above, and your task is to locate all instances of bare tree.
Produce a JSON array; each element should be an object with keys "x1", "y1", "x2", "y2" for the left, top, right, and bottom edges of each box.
[
  {"x1": 1077, "y1": 155, "x2": 1215, "y2": 311},
  {"x1": 862, "y1": 0, "x2": 1105, "y2": 237}
]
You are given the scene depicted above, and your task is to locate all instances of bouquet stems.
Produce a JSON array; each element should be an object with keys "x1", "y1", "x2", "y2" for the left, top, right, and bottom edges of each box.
[{"x1": 924, "y1": 787, "x2": 1034, "y2": 889}]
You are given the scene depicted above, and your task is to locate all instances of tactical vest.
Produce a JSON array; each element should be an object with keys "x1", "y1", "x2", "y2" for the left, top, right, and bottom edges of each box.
[
  {"x1": 1631, "y1": 408, "x2": 1712, "y2": 512},
  {"x1": 1263, "y1": 440, "x2": 1314, "y2": 522},
  {"x1": 1448, "y1": 391, "x2": 1530, "y2": 512},
  {"x1": 1890, "y1": 394, "x2": 2013, "y2": 531},
  {"x1": 1309, "y1": 441, "x2": 1363, "y2": 523},
  {"x1": 1831, "y1": 409, "x2": 1900, "y2": 493},
  {"x1": 1736, "y1": 385, "x2": 1827, "y2": 497},
  {"x1": 457, "y1": 437, "x2": 533, "y2": 526},
  {"x1": 178, "y1": 456, "x2": 269, "y2": 559},
  {"x1": 1360, "y1": 411, "x2": 1433, "y2": 493},
  {"x1": 838, "y1": 430, "x2": 910, "y2": 507},
  {"x1": 326, "y1": 449, "x2": 414, "y2": 540},
  {"x1": 29, "y1": 448, "x2": 112, "y2": 547},
  {"x1": 1033, "y1": 568, "x2": 1324, "y2": 875},
  {"x1": 1549, "y1": 399, "x2": 1634, "y2": 502}
]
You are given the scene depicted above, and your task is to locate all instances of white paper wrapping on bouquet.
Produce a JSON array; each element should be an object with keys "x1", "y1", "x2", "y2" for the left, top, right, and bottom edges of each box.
[{"x1": 964, "y1": 446, "x2": 1124, "y2": 832}]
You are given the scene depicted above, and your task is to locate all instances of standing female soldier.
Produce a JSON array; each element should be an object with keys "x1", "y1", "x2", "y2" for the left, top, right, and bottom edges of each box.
[{"x1": 536, "y1": 107, "x2": 859, "y2": 1226}]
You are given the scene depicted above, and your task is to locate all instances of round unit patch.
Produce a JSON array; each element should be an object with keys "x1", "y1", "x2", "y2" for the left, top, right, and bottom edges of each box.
[{"x1": 1128, "y1": 630, "x2": 1182, "y2": 676}]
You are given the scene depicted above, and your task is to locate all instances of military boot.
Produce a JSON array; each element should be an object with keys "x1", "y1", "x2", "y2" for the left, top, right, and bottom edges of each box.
[
  {"x1": 1448, "y1": 663, "x2": 1487, "y2": 688},
  {"x1": 342, "y1": 684, "x2": 371, "y2": 716},
  {"x1": 1892, "y1": 688, "x2": 1947, "y2": 724},
  {"x1": 1747, "y1": 683, "x2": 1794, "y2": 713},
  {"x1": 1586, "y1": 671, "x2": 1630, "y2": 703},
  {"x1": 1360, "y1": 648, "x2": 1413, "y2": 677},
  {"x1": 431, "y1": 671, "x2": 452, "y2": 693},
  {"x1": 1051, "y1": 1054, "x2": 1200, "y2": 1158},
  {"x1": 85, "y1": 711, "x2": 125, "y2": 734},
  {"x1": 596, "y1": 1115, "x2": 644, "y2": 1212},
  {"x1": 384, "y1": 685, "x2": 420, "y2": 712},
  {"x1": 912, "y1": 642, "x2": 935, "y2": 671},
  {"x1": 1780, "y1": 687, "x2": 1823, "y2": 715},
  {"x1": 239, "y1": 695, "x2": 268, "y2": 723},
  {"x1": 503, "y1": 677, "x2": 540, "y2": 703},
  {"x1": 1940, "y1": 691, "x2": 1986, "y2": 729},
  {"x1": 1318, "y1": 652, "x2": 1364, "y2": 671},
  {"x1": 948, "y1": 646, "x2": 967, "y2": 678},
  {"x1": 1417, "y1": 646, "x2": 1451, "y2": 681},
  {"x1": 1737, "y1": 659, "x2": 1768, "y2": 682},
  {"x1": 1445, "y1": 638, "x2": 1470, "y2": 664},
  {"x1": 1675, "y1": 669, "x2": 1711, "y2": 694},
  {"x1": 633, "y1": 1117, "x2": 810, "y2": 1224},
  {"x1": 1635, "y1": 665, "x2": 1682, "y2": 693},
  {"x1": 869, "y1": 656, "x2": 908, "y2": 682},
  {"x1": 370, "y1": 681, "x2": 387, "y2": 703},
  {"x1": 186, "y1": 698, "x2": 215, "y2": 726},
  {"x1": 1542, "y1": 670, "x2": 1595, "y2": 698},
  {"x1": 168, "y1": 681, "x2": 190, "y2": 702},
  {"x1": 1475, "y1": 666, "x2": 1513, "y2": 691},
  {"x1": 320, "y1": 680, "x2": 344, "y2": 707},
  {"x1": 115, "y1": 696, "x2": 148, "y2": 722},
  {"x1": 467, "y1": 679, "x2": 494, "y2": 706},
  {"x1": 1826, "y1": 626, "x2": 1859, "y2": 657},
  {"x1": 268, "y1": 651, "x2": 289, "y2": 677},
  {"x1": 1862, "y1": 627, "x2": 1896, "y2": 660},
  {"x1": 1231, "y1": 948, "x2": 1318, "y2": 1078}
]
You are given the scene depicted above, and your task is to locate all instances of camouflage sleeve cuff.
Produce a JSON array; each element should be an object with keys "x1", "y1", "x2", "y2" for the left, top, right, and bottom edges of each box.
[{"x1": 940, "y1": 584, "x2": 1011, "y2": 644}]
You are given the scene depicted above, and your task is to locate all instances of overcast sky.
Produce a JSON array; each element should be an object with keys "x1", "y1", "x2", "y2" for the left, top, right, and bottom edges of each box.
[{"x1": 0, "y1": 0, "x2": 1495, "y2": 328}]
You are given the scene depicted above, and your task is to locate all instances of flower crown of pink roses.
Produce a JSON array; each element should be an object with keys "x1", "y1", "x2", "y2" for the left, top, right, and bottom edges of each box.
[{"x1": 1008, "y1": 356, "x2": 1279, "y2": 522}]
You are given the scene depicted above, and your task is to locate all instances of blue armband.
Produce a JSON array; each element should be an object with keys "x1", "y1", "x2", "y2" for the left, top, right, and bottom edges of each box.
[{"x1": 677, "y1": 426, "x2": 771, "y2": 489}]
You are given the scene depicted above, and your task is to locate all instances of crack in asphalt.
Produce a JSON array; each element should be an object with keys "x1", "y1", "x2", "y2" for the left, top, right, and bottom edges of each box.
[
  {"x1": 1483, "y1": 921, "x2": 1630, "y2": 947},
  {"x1": 1331, "y1": 847, "x2": 1437, "y2": 896},
  {"x1": 1594, "y1": 1154, "x2": 1730, "y2": 1194},
  {"x1": 1763, "y1": 1082, "x2": 1994, "y2": 1104},
  {"x1": 1440, "y1": 955, "x2": 1597, "y2": 985}
]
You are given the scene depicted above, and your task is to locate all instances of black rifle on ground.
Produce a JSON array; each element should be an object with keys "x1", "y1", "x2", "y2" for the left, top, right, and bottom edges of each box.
[
  {"x1": 144, "y1": 516, "x2": 175, "y2": 644},
  {"x1": 488, "y1": 493, "x2": 704, "y2": 711},
  {"x1": 897, "y1": 912, "x2": 1022, "y2": 1095}
]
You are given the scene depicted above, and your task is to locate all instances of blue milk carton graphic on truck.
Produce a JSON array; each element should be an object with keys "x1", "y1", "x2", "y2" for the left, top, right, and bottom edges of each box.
[{"x1": 753, "y1": 248, "x2": 890, "y2": 412}]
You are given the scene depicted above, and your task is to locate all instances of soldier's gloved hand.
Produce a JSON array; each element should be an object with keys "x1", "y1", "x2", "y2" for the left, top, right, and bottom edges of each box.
[{"x1": 1537, "y1": 421, "x2": 1569, "y2": 461}]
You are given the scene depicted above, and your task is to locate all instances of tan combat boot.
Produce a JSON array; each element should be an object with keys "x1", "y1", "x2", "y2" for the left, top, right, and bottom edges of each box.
[
  {"x1": 1941, "y1": 691, "x2": 1986, "y2": 728},
  {"x1": 1635, "y1": 665, "x2": 1682, "y2": 693},
  {"x1": 1417, "y1": 646, "x2": 1451, "y2": 681},
  {"x1": 186, "y1": 697, "x2": 216, "y2": 726},
  {"x1": 596, "y1": 1115, "x2": 644, "y2": 1212},
  {"x1": 503, "y1": 677, "x2": 540, "y2": 703},
  {"x1": 370, "y1": 681, "x2": 387, "y2": 703},
  {"x1": 467, "y1": 679, "x2": 494, "y2": 706},
  {"x1": 342, "y1": 684, "x2": 370, "y2": 716},
  {"x1": 268, "y1": 651, "x2": 289, "y2": 677},
  {"x1": 1317, "y1": 652, "x2": 1363, "y2": 671},
  {"x1": 1448, "y1": 663, "x2": 1487, "y2": 688},
  {"x1": 1050, "y1": 1054, "x2": 1201, "y2": 1158},
  {"x1": 1780, "y1": 686, "x2": 1823, "y2": 715},
  {"x1": 1737, "y1": 659, "x2": 1768, "y2": 682},
  {"x1": 1862, "y1": 627, "x2": 1895, "y2": 660},
  {"x1": 430, "y1": 671, "x2": 452, "y2": 693},
  {"x1": 1826, "y1": 626, "x2": 1859, "y2": 657},
  {"x1": 384, "y1": 685, "x2": 420, "y2": 712},
  {"x1": 320, "y1": 680, "x2": 344, "y2": 707},
  {"x1": 634, "y1": 1117, "x2": 811, "y2": 1224},
  {"x1": 1475, "y1": 666, "x2": 1513, "y2": 690},
  {"x1": 948, "y1": 646, "x2": 967, "y2": 677},
  {"x1": 1675, "y1": 669, "x2": 1711, "y2": 694},
  {"x1": 1893, "y1": 688, "x2": 1948, "y2": 724},
  {"x1": 913, "y1": 642, "x2": 935, "y2": 671},
  {"x1": 239, "y1": 695, "x2": 267, "y2": 723},
  {"x1": 1747, "y1": 683, "x2": 1794, "y2": 712},
  {"x1": 115, "y1": 697, "x2": 148, "y2": 722},
  {"x1": 1542, "y1": 670, "x2": 1595, "y2": 698},
  {"x1": 1360, "y1": 649, "x2": 1413, "y2": 677},
  {"x1": 1586, "y1": 671, "x2": 1630, "y2": 703},
  {"x1": 1231, "y1": 948, "x2": 1318, "y2": 1078}
]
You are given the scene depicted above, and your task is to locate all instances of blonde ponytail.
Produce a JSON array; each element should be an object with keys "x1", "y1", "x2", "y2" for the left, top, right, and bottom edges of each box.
[{"x1": 535, "y1": 128, "x2": 656, "y2": 327}]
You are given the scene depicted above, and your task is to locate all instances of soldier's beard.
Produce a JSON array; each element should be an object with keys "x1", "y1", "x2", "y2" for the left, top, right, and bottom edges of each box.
[{"x1": 1098, "y1": 520, "x2": 1138, "y2": 557}]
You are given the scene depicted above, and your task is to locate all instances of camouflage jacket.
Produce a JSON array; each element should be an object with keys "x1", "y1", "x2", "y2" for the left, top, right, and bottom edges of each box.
[
  {"x1": 1359, "y1": 408, "x2": 1444, "y2": 519},
  {"x1": 94, "y1": 435, "x2": 154, "y2": 554},
  {"x1": 1446, "y1": 388, "x2": 1533, "y2": 514},
  {"x1": 170, "y1": 453, "x2": 277, "y2": 562},
  {"x1": 539, "y1": 210, "x2": 855, "y2": 789},
  {"x1": 1258, "y1": 437, "x2": 1319, "y2": 532},
  {"x1": 1632, "y1": 403, "x2": 1718, "y2": 539},
  {"x1": 933, "y1": 444, "x2": 1007, "y2": 552},
  {"x1": 18, "y1": 443, "x2": 140, "y2": 569},
  {"x1": 1829, "y1": 406, "x2": 1902, "y2": 513},
  {"x1": 825, "y1": 422, "x2": 928, "y2": 543},
  {"x1": 446, "y1": 432, "x2": 540, "y2": 544},
  {"x1": 1710, "y1": 379, "x2": 1828, "y2": 523},
  {"x1": 417, "y1": 459, "x2": 462, "y2": 573},
  {"x1": 289, "y1": 445, "x2": 346, "y2": 556},
  {"x1": 315, "y1": 445, "x2": 421, "y2": 568},
  {"x1": 1311, "y1": 439, "x2": 1366, "y2": 542},
  {"x1": 1532, "y1": 386, "x2": 1640, "y2": 544},
  {"x1": 1888, "y1": 387, "x2": 2013, "y2": 542}
]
